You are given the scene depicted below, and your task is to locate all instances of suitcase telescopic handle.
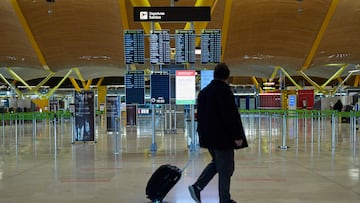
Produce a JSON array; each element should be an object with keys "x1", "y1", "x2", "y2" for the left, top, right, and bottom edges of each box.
[{"x1": 181, "y1": 156, "x2": 193, "y2": 172}]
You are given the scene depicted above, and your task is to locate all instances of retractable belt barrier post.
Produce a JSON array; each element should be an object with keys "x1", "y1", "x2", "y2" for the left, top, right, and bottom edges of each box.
[
  {"x1": 32, "y1": 112, "x2": 37, "y2": 144},
  {"x1": 279, "y1": 111, "x2": 288, "y2": 149},
  {"x1": 331, "y1": 111, "x2": 337, "y2": 149},
  {"x1": 14, "y1": 113, "x2": 18, "y2": 149},
  {"x1": 114, "y1": 117, "x2": 120, "y2": 154},
  {"x1": 71, "y1": 113, "x2": 75, "y2": 144},
  {"x1": 150, "y1": 105, "x2": 157, "y2": 152},
  {"x1": 238, "y1": 109, "x2": 346, "y2": 151},
  {"x1": 53, "y1": 113, "x2": 57, "y2": 156},
  {"x1": 1, "y1": 114, "x2": 4, "y2": 146}
]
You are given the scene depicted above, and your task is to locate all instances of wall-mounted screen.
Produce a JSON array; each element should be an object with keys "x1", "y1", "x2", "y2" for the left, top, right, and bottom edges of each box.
[{"x1": 176, "y1": 70, "x2": 196, "y2": 105}]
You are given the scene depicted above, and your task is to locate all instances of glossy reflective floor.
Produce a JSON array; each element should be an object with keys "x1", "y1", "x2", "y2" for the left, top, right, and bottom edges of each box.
[{"x1": 0, "y1": 115, "x2": 359, "y2": 203}]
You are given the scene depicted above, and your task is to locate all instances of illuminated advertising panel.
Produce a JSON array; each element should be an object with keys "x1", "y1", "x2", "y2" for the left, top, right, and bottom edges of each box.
[{"x1": 175, "y1": 70, "x2": 196, "y2": 105}]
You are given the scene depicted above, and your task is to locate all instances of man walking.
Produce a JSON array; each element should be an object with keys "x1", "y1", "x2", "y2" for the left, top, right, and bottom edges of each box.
[{"x1": 189, "y1": 63, "x2": 248, "y2": 203}]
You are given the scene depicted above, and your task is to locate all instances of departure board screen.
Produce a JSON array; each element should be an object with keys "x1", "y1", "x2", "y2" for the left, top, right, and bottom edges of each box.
[
  {"x1": 201, "y1": 29, "x2": 221, "y2": 64},
  {"x1": 175, "y1": 30, "x2": 196, "y2": 64},
  {"x1": 125, "y1": 71, "x2": 145, "y2": 104},
  {"x1": 124, "y1": 30, "x2": 145, "y2": 64},
  {"x1": 150, "y1": 30, "x2": 171, "y2": 64},
  {"x1": 150, "y1": 73, "x2": 170, "y2": 104}
]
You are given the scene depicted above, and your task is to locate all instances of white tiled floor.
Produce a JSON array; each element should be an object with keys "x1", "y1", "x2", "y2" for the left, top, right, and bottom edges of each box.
[{"x1": 0, "y1": 114, "x2": 359, "y2": 203}]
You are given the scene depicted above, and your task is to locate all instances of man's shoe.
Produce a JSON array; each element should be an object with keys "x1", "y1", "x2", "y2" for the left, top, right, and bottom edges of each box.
[{"x1": 188, "y1": 185, "x2": 201, "y2": 202}]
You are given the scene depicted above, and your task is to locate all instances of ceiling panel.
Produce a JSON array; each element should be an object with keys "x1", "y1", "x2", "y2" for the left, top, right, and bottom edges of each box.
[{"x1": 0, "y1": 0, "x2": 359, "y2": 82}]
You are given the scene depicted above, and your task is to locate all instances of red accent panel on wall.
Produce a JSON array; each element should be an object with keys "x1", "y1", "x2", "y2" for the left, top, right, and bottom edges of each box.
[{"x1": 297, "y1": 90, "x2": 314, "y2": 109}]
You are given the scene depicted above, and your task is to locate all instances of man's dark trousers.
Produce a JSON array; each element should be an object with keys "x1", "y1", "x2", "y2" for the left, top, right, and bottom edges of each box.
[{"x1": 194, "y1": 148, "x2": 235, "y2": 203}]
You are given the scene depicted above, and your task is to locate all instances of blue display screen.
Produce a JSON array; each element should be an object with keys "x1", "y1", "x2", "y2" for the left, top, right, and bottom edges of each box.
[{"x1": 150, "y1": 73, "x2": 170, "y2": 104}]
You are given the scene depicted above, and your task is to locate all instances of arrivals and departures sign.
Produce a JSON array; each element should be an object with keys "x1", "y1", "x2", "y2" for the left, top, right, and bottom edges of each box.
[
  {"x1": 123, "y1": 30, "x2": 145, "y2": 64},
  {"x1": 150, "y1": 30, "x2": 171, "y2": 65},
  {"x1": 134, "y1": 7, "x2": 210, "y2": 22},
  {"x1": 201, "y1": 29, "x2": 221, "y2": 64},
  {"x1": 125, "y1": 71, "x2": 145, "y2": 104},
  {"x1": 175, "y1": 30, "x2": 196, "y2": 64}
]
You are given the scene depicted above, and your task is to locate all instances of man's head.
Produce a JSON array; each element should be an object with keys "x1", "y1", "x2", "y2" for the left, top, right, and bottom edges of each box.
[{"x1": 214, "y1": 63, "x2": 230, "y2": 81}]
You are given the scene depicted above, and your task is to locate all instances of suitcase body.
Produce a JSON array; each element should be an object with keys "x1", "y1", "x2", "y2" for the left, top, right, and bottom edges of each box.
[{"x1": 146, "y1": 164, "x2": 182, "y2": 203}]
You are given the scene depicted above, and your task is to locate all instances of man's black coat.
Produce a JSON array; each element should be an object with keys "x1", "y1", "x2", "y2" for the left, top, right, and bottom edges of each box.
[{"x1": 197, "y1": 79, "x2": 247, "y2": 149}]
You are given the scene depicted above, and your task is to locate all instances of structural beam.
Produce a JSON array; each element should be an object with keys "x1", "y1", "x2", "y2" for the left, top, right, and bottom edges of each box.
[
  {"x1": 118, "y1": 0, "x2": 129, "y2": 29},
  {"x1": 69, "y1": 78, "x2": 82, "y2": 92},
  {"x1": 251, "y1": 76, "x2": 262, "y2": 93},
  {"x1": 46, "y1": 70, "x2": 74, "y2": 98},
  {"x1": 0, "y1": 74, "x2": 23, "y2": 97},
  {"x1": 7, "y1": 68, "x2": 41, "y2": 96},
  {"x1": 269, "y1": 66, "x2": 280, "y2": 82},
  {"x1": 32, "y1": 72, "x2": 56, "y2": 92},
  {"x1": 221, "y1": 0, "x2": 232, "y2": 62},
  {"x1": 354, "y1": 75, "x2": 360, "y2": 87},
  {"x1": 298, "y1": 70, "x2": 324, "y2": 92},
  {"x1": 301, "y1": 0, "x2": 339, "y2": 70},
  {"x1": 10, "y1": 0, "x2": 51, "y2": 71},
  {"x1": 84, "y1": 79, "x2": 93, "y2": 90},
  {"x1": 331, "y1": 71, "x2": 354, "y2": 95},
  {"x1": 320, "y1": 64, "x2": 347, "y2": 88},
  {"x1": 280, "y1": 67, "x2": 302, "y2": 90},
  {"x1": 74, "y1": 68, "x2": 85, "y2": 81},
  {"x1": 96, "y1": 77, "x2": 104, "y2": 87}
]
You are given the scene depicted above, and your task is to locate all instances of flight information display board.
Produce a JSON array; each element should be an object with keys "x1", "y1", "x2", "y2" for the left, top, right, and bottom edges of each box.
[
  {"x1": 124, "y1": 30, "x2": 145, "y2": 64},
  {"x1": 150, "y1": 73, "x2": 170, "y2": 104},
  {"x1": 175, "y1": 30, "x2": 196, "y2": 64},
  {"x1": 150, "y1": 30, "x2": 171, "y2": 64},
  {"x1": 125, "y1": 71, "x2": 145, "y2": 104},
  {"x1": 201, "y1": 29, "x2": 221, "y2": 64}
]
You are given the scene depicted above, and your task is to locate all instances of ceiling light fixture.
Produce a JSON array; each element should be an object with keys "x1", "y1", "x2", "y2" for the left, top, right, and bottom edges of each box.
[
  {"x1": 46, "y1": 0, "x2": 55, "y2": 14},
  {"x1": 326, "y1": 63, "x2": 346, "y2": 67},
  {"x1": 296, "y1": 0, "x2": 304, "y2": 13},
  {"x1": 348, "y1": 70, "x2": 360, "y2": 73},
  {"x1": 328, "y1": 53, "x2": 351, "y2": 59}
]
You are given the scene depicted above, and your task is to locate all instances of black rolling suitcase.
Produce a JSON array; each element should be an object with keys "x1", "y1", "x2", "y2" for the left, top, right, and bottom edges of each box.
[{"x1": 146, "y1": 164, "x2": 182, "y2": 203}]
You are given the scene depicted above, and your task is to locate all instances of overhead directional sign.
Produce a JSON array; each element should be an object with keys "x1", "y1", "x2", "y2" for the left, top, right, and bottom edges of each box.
[{"x1": 134, "y1": 7, "x2": 211, "y2": 22}]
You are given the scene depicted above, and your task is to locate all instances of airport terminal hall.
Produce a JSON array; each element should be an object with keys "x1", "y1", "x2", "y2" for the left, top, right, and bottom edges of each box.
[{"x1": 0, "y1": 0, "x2": 359, "y2": 203}]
